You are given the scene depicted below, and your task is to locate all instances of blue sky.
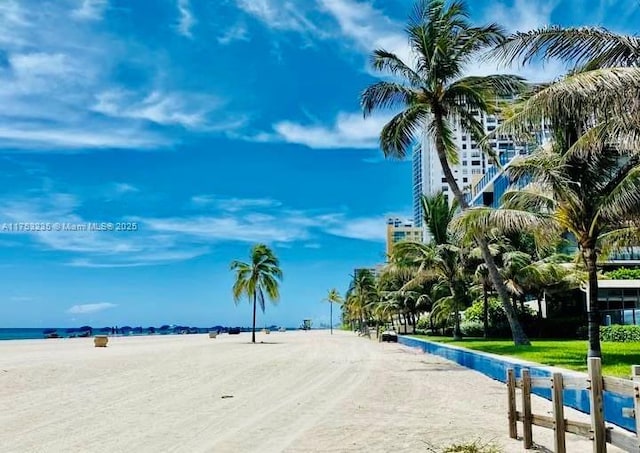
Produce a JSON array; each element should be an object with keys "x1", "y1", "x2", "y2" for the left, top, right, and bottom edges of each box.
[{"x1": 0, "y1": 0, "x2": 638, "y2": 329}]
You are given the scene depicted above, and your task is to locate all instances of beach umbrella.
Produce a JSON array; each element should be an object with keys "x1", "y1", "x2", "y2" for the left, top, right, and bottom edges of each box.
[
  {"x1": 147, "y1": 326, "x2": 156, "y2": 333},
  {"x1": 159, "y1": 325, "x2": 170, "y2": 330},
  {"x1": 132, "y1": 326, "x2": 143, "y2": 334},
  {"x1": 79, "y1": 325, "x2": 92, "y2": 332}
]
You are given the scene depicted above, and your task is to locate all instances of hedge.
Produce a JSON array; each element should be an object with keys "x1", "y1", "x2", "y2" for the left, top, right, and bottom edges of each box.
[{"x1": 600, "y1": 325, "x2": 640, "y2": 342}]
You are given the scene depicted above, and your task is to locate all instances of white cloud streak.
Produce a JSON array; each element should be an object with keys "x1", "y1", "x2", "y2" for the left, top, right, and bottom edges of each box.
[
  {"x1": 256, "y1": 111, "x2": 392, "y2": 149},
  {"x1": 67, "y1": 302, "x2": 117, "y2": 314},
  {"x1": 177, "y1": 0, "x2": 195, "y2": 38},
  {"x1": 0, "y1": 190, "x2": 386, "y2": 267},
  {"x1": 0, "y1": 1, "x2": 239, "y2": 152},
  {"x1": 71, "y1": 0, "x2": 108, "y2": 21}
]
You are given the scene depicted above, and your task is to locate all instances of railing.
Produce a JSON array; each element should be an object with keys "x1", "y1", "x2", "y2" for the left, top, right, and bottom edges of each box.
[
  {"x1": 508, "y1": 358, "x2": 640, "y2": 452},
  {"x1": 463, "y1": 150, "x2": 523, "y2": 207}
]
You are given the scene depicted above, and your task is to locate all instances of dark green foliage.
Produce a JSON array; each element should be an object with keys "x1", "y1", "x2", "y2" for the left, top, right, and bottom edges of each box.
[
  {"x1": 600, "y1": 325, "x2": 640, "y2": 342},
  {"x1": 463, "y1": 298, "x2": 535, "y2": 337},
  {"x1": 604, "y1": 267, "x2": 640, "y2": 280}
]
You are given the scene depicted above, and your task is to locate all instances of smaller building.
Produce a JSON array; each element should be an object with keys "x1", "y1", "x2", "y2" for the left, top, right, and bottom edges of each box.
[
  {"x1": 598, "y1": 279, "x2": 640, "y2": 325},
  {"x1": 386, "y1": 217, "x2": 423, "y2": 257}
]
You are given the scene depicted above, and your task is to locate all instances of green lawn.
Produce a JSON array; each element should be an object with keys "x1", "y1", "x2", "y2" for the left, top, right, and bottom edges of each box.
[{"x1": 410, "y1": 336, "x2": 640, "y2": 378}]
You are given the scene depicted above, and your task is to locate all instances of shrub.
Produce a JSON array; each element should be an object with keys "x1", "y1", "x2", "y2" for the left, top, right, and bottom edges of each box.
[
  {"x1": 416, "y1": 315, "x2": 430, "y2": 331},
  {"x1": 603, "y1": 267, "x2": 640, "y2": 280},
  {"x1": 600, "y1": 325, "x2": 640, "y2": 342},
  {"x1": 460, "y1": 320, "x2": 484, "y2": 337},
  {"x1": 463, "y1": 298, "x2": 536, "y2": 337}
]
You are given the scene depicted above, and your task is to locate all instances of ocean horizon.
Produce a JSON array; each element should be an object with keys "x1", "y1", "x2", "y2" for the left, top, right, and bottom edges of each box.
[{"x1": 0, "y1": 326, "x2": 302, "y2": 341}]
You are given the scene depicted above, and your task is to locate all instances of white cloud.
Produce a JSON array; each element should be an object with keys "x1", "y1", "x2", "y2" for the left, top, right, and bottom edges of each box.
[
  {"x1": 318, "y1": 0, "x2": 412, "y2": 65},
  {"x1": 259, "y1": 111, "x2": 392, "y2": 149},
  {"x1": 71, "y1": 0, "x2": 108, "y2": 21},
  {"x1": 0, "y1": 124, "x2": 168, "y2": 150},
  {"x1": 112, "y1": 183, "x2": 139, "y2": 195},
  {"x1": 218, "y1": 23, "x2": 250, "y2": 45},
  {"x1": 236, "y1": 0, "x2": 322, "y2": 34},
  {"x1": 0, "y1": 189, "x2": 387, "y2": 267},
  {"x1": 176, "y1": 0, "x2": 195, "y2": 38},
  {"x1": 0, "y1": 1, "x2": 240, "y2": 152},
  {"x1": 67, "y1": 302, "x2": 117, "y2": 314},
  {"x1": 93, "y1": 90, "x2": 222, "y2": 129},
  {"x1": 326, "y1": 217, "x2": 385, "y2": 241}
]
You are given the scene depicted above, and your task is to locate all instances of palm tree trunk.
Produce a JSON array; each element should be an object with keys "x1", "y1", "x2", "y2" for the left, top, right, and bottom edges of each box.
[
  {"x1": 483, "y1": 285, "x2": 489, "y2": 339},
  {"x1": 252, "y1": 293, "x2": 257, "y2": 344},
  {"x1": 537, "y1": 292, "x2": 543, "y2": 321},
  {"x1": 432, "y1": 114, "x2": 530, "y2": 345},
  {"x1": 584, "y1": 247, "x2": 602, "y2": 358},
  {"x1": 330, "y1": 302, "x2": 333, "y2": 335},
  {"x1": 452, "y1": 291, "x2": 462, "y2": 340}
]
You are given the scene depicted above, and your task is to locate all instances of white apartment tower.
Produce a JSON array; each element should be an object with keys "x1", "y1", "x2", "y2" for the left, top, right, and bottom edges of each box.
[{"x1": 412, "y1": 113, "x2": 526, "y2": 240}]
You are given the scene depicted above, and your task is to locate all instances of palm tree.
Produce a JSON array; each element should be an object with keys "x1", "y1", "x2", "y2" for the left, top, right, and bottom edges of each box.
[
  {"x1": 230, "y1": 244, "x2": 283, "y2": 344},
  {"x1": 323, "y1": 288, "x2": 343, "y2": 335},
  {"x1": 345, "y1": 269, "x2": 378, "y2": 333},
  {"x1": 361, "y1": 0, "x2": 530, "y2": 345}
]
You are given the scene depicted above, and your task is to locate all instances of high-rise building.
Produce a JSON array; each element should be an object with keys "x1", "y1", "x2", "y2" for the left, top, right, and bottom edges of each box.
[
  {"x1": 412, "y1": 112, "x2": 530, "y2": 240},
  {"x1": 385, "y1": 217, "x2": 422, "y2": 257}
]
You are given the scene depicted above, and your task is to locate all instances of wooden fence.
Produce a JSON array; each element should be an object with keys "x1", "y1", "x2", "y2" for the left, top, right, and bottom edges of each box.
[{"x1": 507, "y1": 358, "x2": 640, "y2": 452}]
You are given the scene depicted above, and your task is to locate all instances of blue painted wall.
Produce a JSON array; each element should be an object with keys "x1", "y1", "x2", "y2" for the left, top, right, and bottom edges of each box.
[{"x1": 398, "y1": 336, "x2": 635, "y2": 432}]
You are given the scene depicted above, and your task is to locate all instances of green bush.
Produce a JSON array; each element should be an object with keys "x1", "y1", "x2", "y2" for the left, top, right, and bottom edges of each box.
[
  {"x1": 463, "y1": 298, "x2": 536, "y2": 337},
  {"x1": 463, "y1": 298, "x2": 503, "y2": 324},
  {"x1": 604, "y1": 267, "x2": 640, "y2": 280},
  {"x1": 600, "y1": 325, "x2": 640, "y2": 342},
  {"x1": 416, "y1": 315, "x2": 430, "y2": 331},
  {"x1": 460, "y1": 320, "x2": 484, "y2": 337}
]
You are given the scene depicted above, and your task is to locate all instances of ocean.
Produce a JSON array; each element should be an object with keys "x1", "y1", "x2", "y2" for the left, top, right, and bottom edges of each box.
[
  {"x1": 0, "y1": 328, "x2": 67, "y2": 341},
  {"x1": 0, "y1": 326, "x2": 293, "y2": 340}
]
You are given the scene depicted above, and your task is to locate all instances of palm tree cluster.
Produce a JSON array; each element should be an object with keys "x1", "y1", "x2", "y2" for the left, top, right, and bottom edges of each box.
[
  {"x1": 340, "y1": 192, "x2": 577, "y2": 340},
  {"x1": 355, "y1": 0, "x2": 640, "y2": 358}
]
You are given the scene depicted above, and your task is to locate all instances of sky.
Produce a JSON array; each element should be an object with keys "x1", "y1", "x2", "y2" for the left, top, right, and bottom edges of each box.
[{"x1": 0, "y1": 0, "x2": 638, "y2": 329}]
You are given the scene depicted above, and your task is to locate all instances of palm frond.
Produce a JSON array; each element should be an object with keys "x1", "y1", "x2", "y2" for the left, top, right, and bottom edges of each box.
[
  {"x1": 450, "y1": 206, "x2": 552, "y2": 238},
  {"x1": 380, "y1": 106, "x2": 429, "y2": 159},
  {"x1": 489, "y1": 26, "x2": 640, "y2": 68},
  {"x1": 361, "y1": 81, "x2": 419, "y2": 117}
]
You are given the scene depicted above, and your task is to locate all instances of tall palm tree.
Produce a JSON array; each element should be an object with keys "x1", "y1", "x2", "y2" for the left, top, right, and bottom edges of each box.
[
  {"x1": 230, "y1": 244, "x2": 283, "y2": 344},
  {"x1": 361, "y1": 0, "x2": 530, "y2": 345},
  {"x1": 345, "y1": 269, "x2": 378, "y2": 333},
  {"x1": 323, "y1": 288, "x2": 343, "y2": 335}
]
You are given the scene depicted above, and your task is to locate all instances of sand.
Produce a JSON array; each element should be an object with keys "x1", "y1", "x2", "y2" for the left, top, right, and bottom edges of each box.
[{"x1": 0, "y1": 330, "x2": 626, "y2": 453}]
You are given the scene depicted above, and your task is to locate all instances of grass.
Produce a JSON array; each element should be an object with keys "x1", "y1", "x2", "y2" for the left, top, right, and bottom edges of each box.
[{"x1": 410, "y1": 335, "x2": 640, "y2": 378}]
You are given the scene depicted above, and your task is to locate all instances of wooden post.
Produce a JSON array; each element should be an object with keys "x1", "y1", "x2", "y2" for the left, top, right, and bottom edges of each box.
[
  {"x1": 632, "y1": 365, "x2": 640, "y2": 437},
  {"x1": 507, "y1": 368, "x2": 517, "y2": 439},
  {"x1": 522, "y1": 368, "x2": 533, "y2": 449},
  {"x1": 552, "y1": 372, "x2": 567, "y2": 453},
  {"x1": 588, "y1": 357, "x2": 607, "y2": 453}
]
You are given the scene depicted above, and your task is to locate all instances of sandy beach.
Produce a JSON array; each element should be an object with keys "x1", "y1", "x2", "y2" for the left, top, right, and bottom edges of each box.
[{"x1": 0, "y1": 331, "x2": 624, "y2": 452}]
